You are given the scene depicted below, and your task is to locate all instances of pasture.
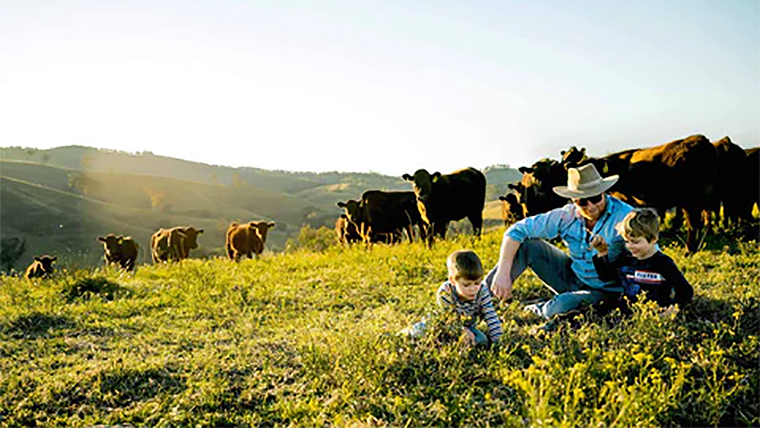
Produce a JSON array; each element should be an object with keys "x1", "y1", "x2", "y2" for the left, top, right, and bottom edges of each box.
[{"x1": 0, "y1": 229, "x2": 757, "y2": 426}]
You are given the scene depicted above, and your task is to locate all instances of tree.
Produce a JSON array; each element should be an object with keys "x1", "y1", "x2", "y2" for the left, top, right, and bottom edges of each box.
[{"x1": 0, "y1": 237, "x2": 27, "y2": 272}]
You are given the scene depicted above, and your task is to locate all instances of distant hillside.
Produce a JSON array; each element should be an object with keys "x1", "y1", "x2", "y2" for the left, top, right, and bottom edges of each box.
[{"x1": 0, "y1": 145, "x2": 523, "y2": 270}]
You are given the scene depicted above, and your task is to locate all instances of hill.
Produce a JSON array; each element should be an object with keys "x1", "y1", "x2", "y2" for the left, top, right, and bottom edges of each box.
[
  {"x1": 0, "y1": 231, "x2": 756, "y2": 426},
  {"x1": 0, "y1": 146, "x2": 523, "y2": 270}
]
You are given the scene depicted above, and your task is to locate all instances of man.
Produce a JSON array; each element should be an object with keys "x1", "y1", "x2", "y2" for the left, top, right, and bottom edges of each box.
[{"x1": 485, "y1": 163, "x2": 633, "y2": 320}]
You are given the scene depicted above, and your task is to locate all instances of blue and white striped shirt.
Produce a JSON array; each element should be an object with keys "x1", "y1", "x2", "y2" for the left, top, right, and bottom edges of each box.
[
  {"x1": 437, "y1": 281, "x2": 503, "y2": 343},
  {"x1": 505, "y1": 195, "x2": 633, "y2": 291}
]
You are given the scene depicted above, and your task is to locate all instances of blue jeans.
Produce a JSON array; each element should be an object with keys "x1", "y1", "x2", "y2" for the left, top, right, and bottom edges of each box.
[{"x1": 484, "y1": 239, "x2": 615, "y2": 319}]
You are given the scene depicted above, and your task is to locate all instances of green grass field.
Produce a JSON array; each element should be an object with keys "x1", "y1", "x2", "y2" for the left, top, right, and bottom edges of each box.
[{"x1": 0, "y1": 229, "x2": 757, "y2": 426}]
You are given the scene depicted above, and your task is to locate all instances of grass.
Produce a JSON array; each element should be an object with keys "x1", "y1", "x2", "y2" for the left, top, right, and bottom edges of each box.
[{"x1": 0, "y1": 229, "x2": 757, "y2": 426}]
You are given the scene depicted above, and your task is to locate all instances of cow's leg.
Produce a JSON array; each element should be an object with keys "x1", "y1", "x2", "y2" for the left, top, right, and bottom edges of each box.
[
  {"x1": 468, "y1": 212, "x2": 483, "y2": 237},
  {"x1": 226, "y1": 244, "x2": 234, "y2": 260},
  {"x1": 435, "y1": 222, "x2": 448, "y2": 239},
  {"x1": 682, "y1": 206, "x2": 708, "y2": 253}
]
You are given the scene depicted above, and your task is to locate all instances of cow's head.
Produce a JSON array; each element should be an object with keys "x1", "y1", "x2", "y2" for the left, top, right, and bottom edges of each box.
[
  {"x1": 560, "y1": 146, "x2": 587, "y2": 169},
  {"x1": 35, "y1": 255, "x2": 57, "y2": 274},
  {"x1": 402, "y1": 169, "x2": 441, "y2": 205},
  {"x1": 98, "y1": 234, "x2": 123, "y2": 257},
  {"x1": 250, "y1": 221, "x2": 275, "y2": 243},
  {"x1": 181, "y1": 227, "x2": 204, "y2": 249},
  {"x1": 499, "y1": 191, "x2": 524, "y2": 223},
  {"x1": 337, "y1": 199, "x2": 363, "y2": 227},
  {"x1": 515, "y1": 166, "x2": 566, "y2": 217}
]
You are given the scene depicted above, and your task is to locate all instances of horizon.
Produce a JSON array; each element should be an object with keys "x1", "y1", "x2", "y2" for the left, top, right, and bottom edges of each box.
[{"x1": 1, "y1": 0, "x2": 758, "y2": 176}]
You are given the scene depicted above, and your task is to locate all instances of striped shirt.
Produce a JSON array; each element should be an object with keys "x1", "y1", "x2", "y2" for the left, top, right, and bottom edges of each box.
[{"x1": 436, "y1": 281, "x2": 503, "y2": 343}]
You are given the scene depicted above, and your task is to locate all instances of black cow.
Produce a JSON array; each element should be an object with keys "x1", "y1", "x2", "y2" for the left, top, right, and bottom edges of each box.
[
  {"x1": 560, "y1": 134, "x2": 719, "y2": 252},
  {"x1": 746, "y1": 147, "x2": 759, "y2": 221},
  {"x1": 335, "y1": 215, "x2": 362, "y2": 245},
  {"x1": 337, "y1": 191, "x2": 426, "y2": 244},
  {"x1": 498, "y1": 192, "x2": 524, "y2": 225},
  {"x1": 402, "y1": 167, "x2": 486, "y2": 241},
  {"x1": 511, "y1": 159, "x2": 567, "y2": 218},
  {"x1": 713, "y1": 137, "x2": 749, "y2": 226}
]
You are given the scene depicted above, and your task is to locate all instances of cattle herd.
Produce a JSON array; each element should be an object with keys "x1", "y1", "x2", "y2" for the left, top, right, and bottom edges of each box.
[
  {"x1": 501, "y1": 135, "x2": 759, "y2": 252},
  {"x1": 21, "y1": 134, "x2": 760, "y2": 279}
]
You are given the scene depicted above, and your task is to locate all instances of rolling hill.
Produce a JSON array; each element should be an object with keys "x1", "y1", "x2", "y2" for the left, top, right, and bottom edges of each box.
[{"x1": 0, "y1": 146, "x2": 522, "y2": 271}]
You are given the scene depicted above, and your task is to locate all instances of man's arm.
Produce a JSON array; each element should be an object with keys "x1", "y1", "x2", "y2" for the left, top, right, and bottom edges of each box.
[{"x1": 490, "y1": 236, "x2": 520, "y2": 300}]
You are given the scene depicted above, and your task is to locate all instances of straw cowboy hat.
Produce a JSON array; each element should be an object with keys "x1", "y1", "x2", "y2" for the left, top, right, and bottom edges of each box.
[{"x1": 553, "y1": 164, "x2": 619, "y2": 198}]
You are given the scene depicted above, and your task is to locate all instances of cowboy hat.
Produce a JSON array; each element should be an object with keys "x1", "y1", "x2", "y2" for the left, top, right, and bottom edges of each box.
[{"x1": 553, "y1": 163, "x2": 619, "y2": 198}]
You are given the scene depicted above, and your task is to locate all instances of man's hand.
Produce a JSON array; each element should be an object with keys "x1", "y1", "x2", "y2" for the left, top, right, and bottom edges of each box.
[{"x1": 490, "y1": 269, "x2": 513, "y2": 300}]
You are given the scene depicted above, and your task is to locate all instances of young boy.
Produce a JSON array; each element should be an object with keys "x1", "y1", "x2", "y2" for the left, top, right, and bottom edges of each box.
[
  {"x1": 590, "y1": 208, "x2": 693, "y2": 312},
  {"x1": 401, "y1": 249, "x2": 503, "y2": 347}
]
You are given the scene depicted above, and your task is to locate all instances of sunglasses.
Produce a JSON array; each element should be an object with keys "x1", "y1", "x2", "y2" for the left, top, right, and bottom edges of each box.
[{"x1": 572, "y1": 194, "x2": 603, "y2": 206}]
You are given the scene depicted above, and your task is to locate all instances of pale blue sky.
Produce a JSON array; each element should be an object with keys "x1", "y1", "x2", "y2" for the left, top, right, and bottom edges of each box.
[{"x1": 1, "y1": 0, "x2": 758, "y2": 175}]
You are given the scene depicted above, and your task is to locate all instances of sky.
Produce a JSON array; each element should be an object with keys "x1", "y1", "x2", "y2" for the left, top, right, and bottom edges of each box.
[{"x1": 1, "y1": 0, "x2": 758, "y2": 176}]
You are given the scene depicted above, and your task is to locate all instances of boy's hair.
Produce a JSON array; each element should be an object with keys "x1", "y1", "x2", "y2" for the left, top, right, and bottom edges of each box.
[
  {"x1": 615, "y1": 208, "x2": 660, "y2": 241},
  {"x1": 446, "y1": 250, "x2": 484, "y2": 280}
]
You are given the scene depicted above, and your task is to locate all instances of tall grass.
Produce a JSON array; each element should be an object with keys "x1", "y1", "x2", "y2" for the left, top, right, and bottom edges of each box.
[{"x1": 0, "y1": 230, "x2": 757, "y2": 426}]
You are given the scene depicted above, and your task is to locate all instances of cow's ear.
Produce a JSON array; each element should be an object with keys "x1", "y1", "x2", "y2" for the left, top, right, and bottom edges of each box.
[
  {"x1": 97, "y1": 236, "x2": 106, "y2": 242},
  {"x1": 340, "y1": 214, "x2": 347, "y2": 219},
  {"x1": 268, "y1": 222, "x2": 276, "y2": 228},
  {"x1": 51, "y1": 256, "x2": 57, "y2": 262},
  {"x1": 337, "y1": 201, "x2": 346, "y2": 208},
  {"x1": 507, "y1": 183, "x2": 517, "y2": 190},
  {"x1": 432, "y1": 172, "x2": 441, "y2": 183},
  {"x1": 581, "y1": 147, "x2": 586, "y2": 154},
  {"x1": 35, "y1": 256, "x2": 42, "y2": 262},
  {"x1": 498, "y1": 196, "x2": 507, "y2": 201},
  {"x1": 518, "y1": 166, "x2": 533, "y2": 174},
  {"x1": 560, "y1": 150, "x2": 566, "y2": 156},
  {"x1": 402, "y1": 174, "x2": 412, "y2": 181},
  {"x1": 197, "y1": 229, "x2": 204, "y2": 234}
]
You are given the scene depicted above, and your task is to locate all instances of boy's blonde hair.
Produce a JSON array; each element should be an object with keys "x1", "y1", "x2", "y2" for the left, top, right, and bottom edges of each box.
[
  {"x1": 446, "y1": 249, "x2": 484, "y2": 280},
  {"x1": 615, "y1": 208, "x2": 660, "y2": 242}
]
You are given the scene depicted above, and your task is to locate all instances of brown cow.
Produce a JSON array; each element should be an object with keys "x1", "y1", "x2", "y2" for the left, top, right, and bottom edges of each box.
[
  {"x1": 402, "y1": 167, "x2": 486, "y2": 242},
  {"x1": 151, "y1": 226, "x2": 204, "y2": 263},
  {"x1": 226, "y1": 221, "x2": 275, "y2": 261},
  {"x1": 98, "y1": 234, "x2": 138, "y2": 271},
  {"x1": 560, "y1": 135, "x2": 719, "y2": 252},
  {"x1": 25, "y1": 255, "x2": 56, "y2": 279}
]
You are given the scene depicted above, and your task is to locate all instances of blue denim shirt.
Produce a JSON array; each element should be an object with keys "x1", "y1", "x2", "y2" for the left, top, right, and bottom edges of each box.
[{"x1": 505, "y1": 195, "x2": 633, "y2": 291}]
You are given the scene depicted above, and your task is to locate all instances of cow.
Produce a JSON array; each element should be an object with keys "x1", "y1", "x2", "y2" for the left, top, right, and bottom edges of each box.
[
  {"x1": 498, "y1": 192, "x2": 524, "y2": 225},
  {"x1": 97, "y1": 234, "x2": 138, "y2": 271},
  {"x1": 335, "y1": 215, "x2": 362, "y2": 245},
  {"x1": 226, "y1": 221, "x2": 275, "y2": 261},
  {"x1": 151, "y1": 226, "x2": 204, "y2": 263},
  {"x1": 25, "y1": 255, "x2": 56, "y2": 279},
  {"x1": 337, "y1": 191, "x2": 426, "y2": 244},
  {"x1": 746, "y1": 147, "x2": 759, "y2": 221},
  {"x1": 559, "y1": 134, "x2": 719, "y2": 252},
  {"x1": 510, "y1": 159, "x2": 568, "y2": 218},
  {"x1": 402, "y1": 167, "x2": 486, "y2": 242},
  {"x1": 712, "y1": 137, "x2": 749, "y2": 226}
]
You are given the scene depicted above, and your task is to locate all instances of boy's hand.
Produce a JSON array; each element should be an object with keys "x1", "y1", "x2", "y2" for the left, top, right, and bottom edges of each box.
[
  {"x1": 460, "y1": 328, "x2": 476, "y2": 347},
  {"x1": 590, "y1": 234, "x2": 608, "y2": 256}
]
